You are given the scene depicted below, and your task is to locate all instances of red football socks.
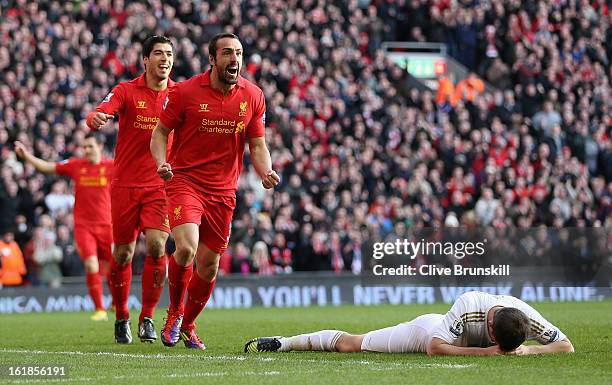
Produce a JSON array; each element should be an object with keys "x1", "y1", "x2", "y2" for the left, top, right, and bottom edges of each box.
[
  {"x1": 97, "y1": 261, "x2": 114, "y2": 310},
  {"x1": 105, "y1": 272, "x2": 114, "y2": 310},
  {"x1": 139, "y1": 255, "x2": 168, "y2": 321},
  {"x1": 167, "y1": 255, "x2": 193, "y2": 313},
  {"x1": 86, "y1": 272, "x2": 104, "y2": 311},
  {"x1": 110, "y1": 259, "x2": 132, "y2": 320},
  {"x1": 181, "y1": 272, "x2": 216, "y2": 331}
]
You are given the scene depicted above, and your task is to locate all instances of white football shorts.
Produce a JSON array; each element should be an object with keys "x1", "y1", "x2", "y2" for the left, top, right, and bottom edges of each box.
[{"x1": 360, "y1": 313, "x2": 445, "y2": 353}]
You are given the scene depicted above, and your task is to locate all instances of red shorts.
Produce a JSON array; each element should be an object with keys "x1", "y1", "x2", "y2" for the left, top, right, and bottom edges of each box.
[
  {"x1": 166, "y1": 181, "x2": 235, "y2": 254},
  {"x1": 74, "y1": 224, "x2": 113, "y2": 262},
  {"x1": 111, "y1": 185, "x2": 170, "y2": 245}
]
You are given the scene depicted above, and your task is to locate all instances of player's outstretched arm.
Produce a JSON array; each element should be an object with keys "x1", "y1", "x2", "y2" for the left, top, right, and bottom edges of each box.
[
  {"x1": 151, "y1": 121, "x2": 173, "y2": 181},
  {"x1": 509, "y1": 339, "x2": 574, "y2": 355},
  {"x1": 14, "y1": 141, "x2": 56, "y2": 174},
  {"x1": 86, "y1": 85, "x2": 124, "y2": 131},
  {"x1": 248, "y1": 136, "x2": 280, "y2": 189},
  {"x1": 427, "y1": 337, "x2": 503, "y2": 356}
]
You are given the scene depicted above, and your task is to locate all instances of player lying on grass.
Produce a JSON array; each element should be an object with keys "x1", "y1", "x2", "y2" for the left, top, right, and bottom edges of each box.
[{"x1": 245, "y1": 291, "x2": 574, "y2": 356}]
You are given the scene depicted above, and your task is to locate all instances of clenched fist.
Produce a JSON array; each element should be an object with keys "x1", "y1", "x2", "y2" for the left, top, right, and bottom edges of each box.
[
  {"x1": 90, "y1": 112, "x2": 115, "y2": 130},
  {"x1": 262, "y1": 170, "x2": 280, "y2": 189},
  {"x1": 157, "y1": 162, "x2": 173, "y2": 181}
]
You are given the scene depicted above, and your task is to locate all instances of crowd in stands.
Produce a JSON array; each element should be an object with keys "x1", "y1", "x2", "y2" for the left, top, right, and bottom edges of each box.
[{"x1": 0, "y1": 0, "x2": 609, "y2": 286}]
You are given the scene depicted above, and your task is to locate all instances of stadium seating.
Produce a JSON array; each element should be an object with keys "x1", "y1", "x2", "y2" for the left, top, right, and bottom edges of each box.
[{"x1": 0, "y1": 0, "x2": 609, "y2": 284}]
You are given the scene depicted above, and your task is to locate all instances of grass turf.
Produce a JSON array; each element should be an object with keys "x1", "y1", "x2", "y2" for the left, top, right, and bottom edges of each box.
[{"x1": 0, "y1": 301, "x2": 610, "y2": 385}]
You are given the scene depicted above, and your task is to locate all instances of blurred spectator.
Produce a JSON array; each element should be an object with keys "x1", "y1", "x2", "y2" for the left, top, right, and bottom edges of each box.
[
  {"x1": 0, "y1": 181, "x2": 20, "y2": 233},
  {"x1": 435, "y1": 75, "x2": 455, "y2": 106},
  {"x1": 533, "y1": 101, "x2": 562, "y2": 135},
  {"x1": 485, "y1": 58, "x2": 511, "y2": 90},
  {"x1": 57, "y1": 224, "x2": 84, "y2": 277},
  {"x1": 13, "y1": 214, "x2": 32, "y2": 251},
  {"x1": 0, "y1": 231, "x2": 26, "y2": 287},
  {"x1": 231, "y1": 242, "x2": 255, "y2": 276},
  {"x1": 474, "y1": 188, "x2": 500, "y2": 226},
  {"x1": 270, "y1": 233, "x2": 292, "y2": 273},
  {"x1": 31, "y1": 227, "x2": 63, "y2": 288},
  {"x1": 453, "y1": 72, "x2": 485, "y2": 105},
  {"x1": 44, "y1": 180, "x2": 74, "y2": 218},
  {"x1": 252, "y1": 241, "x2": 274, "y2": 275}
]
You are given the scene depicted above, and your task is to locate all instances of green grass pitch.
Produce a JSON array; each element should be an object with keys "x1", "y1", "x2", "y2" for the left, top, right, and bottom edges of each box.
[{"x1": 1, "y1": 301, "x2": 610, "y2": 385}]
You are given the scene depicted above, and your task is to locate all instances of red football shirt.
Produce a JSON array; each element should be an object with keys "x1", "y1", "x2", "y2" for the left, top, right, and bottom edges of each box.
[
  {"x1": 91, "y1": 73, "x2": 175, "y2": 187},
  {"x1": 55, "y1": 157, "x2": 114, "y2": 226},
  {"x1": 159, "y1": 71, "x2": 266, "y2": 196}
]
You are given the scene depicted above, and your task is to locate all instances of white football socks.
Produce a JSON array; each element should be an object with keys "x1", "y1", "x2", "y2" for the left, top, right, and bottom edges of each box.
[{"x1": 279, "y1": 330, "x2": 344, "y2": 352}]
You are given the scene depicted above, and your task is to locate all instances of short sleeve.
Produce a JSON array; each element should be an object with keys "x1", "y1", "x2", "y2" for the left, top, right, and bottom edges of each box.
[
  {"x1": 55, "y1": 158, "x2": 77, "y2": 179},
  {"x1": 518, "y1": 302, "x2": 568, "y2": 345},
  {"x1": 430, "y1": 293, "x2": 474, "y2": 344},
  {"x1": 159, "y1": 85, "x2": 184, "y2": 131},
  {"x1": 247, "y1": 89, "x2": 266, "y2": 139},
  {"x1": 97, "y1": 84, "x2": 126, "y2": 115}
]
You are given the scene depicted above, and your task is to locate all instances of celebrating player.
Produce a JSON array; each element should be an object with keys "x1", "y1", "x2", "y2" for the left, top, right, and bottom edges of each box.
[
  {"x1": 151, "y1": 32, "x2": 280, "y2": 349},
  {"x1": 244, "y1": 291, "x2": 574, "y2": 356},
  {"x1": 87, "y1": 35, "x2": 175, "y2": 344},
  {"x1": 14, "y1": 134, "x2": 114, "y2": 322}
]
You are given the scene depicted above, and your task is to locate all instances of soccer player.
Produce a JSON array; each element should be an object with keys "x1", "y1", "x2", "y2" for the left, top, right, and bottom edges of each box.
[
  {"x1": 150, "y1": 32, "x2": 280, "y2": 349},
  {"x1": 244, "y1": 291, "x2": 574, "y2": 356},
  {"x1": 87, "y1": 35, "x2": 175, "y2": 344},
  {"x1": 14, "y1": 134, "x2": 113, "y2": 321}
]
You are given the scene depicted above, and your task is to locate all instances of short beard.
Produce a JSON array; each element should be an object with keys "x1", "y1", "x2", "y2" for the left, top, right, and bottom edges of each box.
[
  {"x1": 221, "y1": 76, "x2": 238, "y2": 85},
  {"x1": 215, "y1": 65, "x2": 238, "y2": 85}
]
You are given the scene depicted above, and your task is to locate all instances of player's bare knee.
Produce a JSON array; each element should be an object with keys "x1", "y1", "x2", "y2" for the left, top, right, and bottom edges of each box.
[
  {"x1": 83, "y1": 257, "x2": 99, "y2": 273},
  {"x1": 114, "y1": 253, "x2": 132, "y2": 266},
  {"x1": 145, "y1": 238, "x2": 166, "y2": 258},
  {"x1": 197, "y1": 262, "x2": 218, "y2": 282},
  {"x1": 335, "y1": 334, "x2": 362, "y2": 353},
  {"x1": 196, "y1": 257, "x2": 219, "y2": 282},
  {"x1": 174, "y1": 244, "x2": 196, "y2": 265},
  {"x1": 114, "y1": 247, "x2": 133, "y2": 265}
]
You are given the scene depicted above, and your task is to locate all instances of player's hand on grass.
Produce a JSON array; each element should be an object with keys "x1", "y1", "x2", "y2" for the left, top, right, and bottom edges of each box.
[
  {"x1": 14, "y1": 141, "x2": 31, "y2": 159},
  {"x1": 484, "y1": 345, "x2": 504, "y2": 356},
  {"x1": 91, "y1": 112, "x2": 114, "y2": 129},
  {"x1": 262, "y1": 170, "x2": 280, "y2": 189},
  {"x1": 504, "y1": 345, "x2": 529, "y2": 356},
  {"x1": 157, "y1": 162, "x2": 173, "y2": 181}
]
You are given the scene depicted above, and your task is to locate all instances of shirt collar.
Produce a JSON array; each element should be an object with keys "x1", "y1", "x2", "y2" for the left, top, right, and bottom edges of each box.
[
  {"x1": 136, "y1": 73, "x2": 147, "y2": 87},
  {"x1": 137, "y1": 73, "x2": 175, "y2": 88}
]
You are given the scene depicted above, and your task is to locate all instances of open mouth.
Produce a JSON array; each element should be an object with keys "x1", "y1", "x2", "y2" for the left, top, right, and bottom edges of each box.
[
  {"x1": 226, "y1": 66, "x2": 238, "y2": 76},
  {"x1": 159, "y1": 65, "x2": 170, "y2": 71}
]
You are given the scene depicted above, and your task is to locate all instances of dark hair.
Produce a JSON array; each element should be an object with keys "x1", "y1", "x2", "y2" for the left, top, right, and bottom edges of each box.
[
  {"x1": 492, "y1": 307, "x2": 530, "y2": 352},
  {"x1": 208, "y1": 32, "x2": 240, "y2": 61},
  {"x1": 85, "y1": 132, "x2": 105, "y2": 145},
  {"x1": 142, "y1": 35, "x2": 173, "y2": 58}
]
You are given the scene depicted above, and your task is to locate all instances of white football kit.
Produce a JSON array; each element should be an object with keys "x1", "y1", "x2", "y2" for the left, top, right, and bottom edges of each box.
[{"x1": 361, "y1": 291, "x2": 567, "y2": 353}]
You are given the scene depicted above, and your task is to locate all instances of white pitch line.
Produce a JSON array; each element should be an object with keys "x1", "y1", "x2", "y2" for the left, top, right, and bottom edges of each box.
[
  {"x1": 0, "y1": 348, "x2": 474, "y2": 370},
  {"x1": 426, "y1": 364, "x2": 473, "y2": 369},
  {"x1": 369, "y1": 364, "x2": 473, "y2": 370},
  {"x1": 0, "y1": 348, "x2": 246, "y2": 362},
  {"x1": 112, "y1": 370, "x2": 281, "y2": 379}
]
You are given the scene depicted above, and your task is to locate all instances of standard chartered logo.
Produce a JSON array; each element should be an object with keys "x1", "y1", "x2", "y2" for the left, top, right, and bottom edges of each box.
[
  {"x1": 134, "y1": 114, "x2": 159, "y2": 130},
  {"x1": 200, "y1": 118, "x2": 245, "y2": 134},
  {"x1": 79, "y1": 176, "x2": 108, "y2": 186}
]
